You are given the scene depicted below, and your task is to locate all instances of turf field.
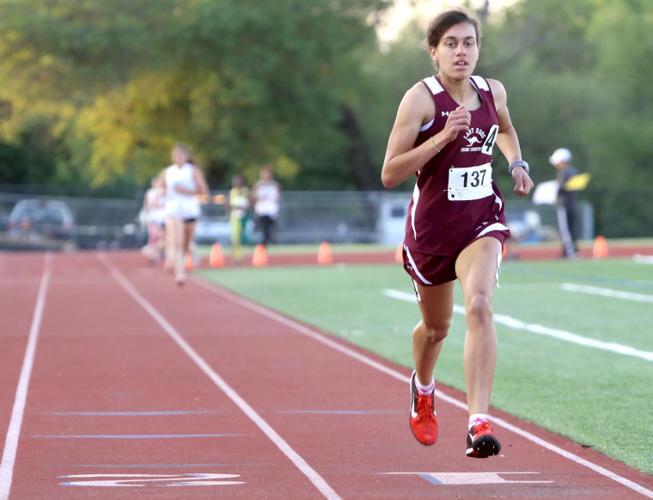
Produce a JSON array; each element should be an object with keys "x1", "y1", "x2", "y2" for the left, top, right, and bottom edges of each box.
[{"x1": 200, "y1": 257, "x2": 653, "y2": 474}]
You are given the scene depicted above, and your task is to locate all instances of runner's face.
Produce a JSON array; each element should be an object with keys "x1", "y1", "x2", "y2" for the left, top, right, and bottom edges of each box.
[
  {"x1": 172, "y1": 148, "x2": 188, "y2": 165},
  {"x1": 431, "y1": 22, "x2": 479, "y2": 80}
]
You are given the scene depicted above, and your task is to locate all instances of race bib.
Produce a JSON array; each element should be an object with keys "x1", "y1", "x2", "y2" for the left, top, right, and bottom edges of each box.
[{"x1": 447, "y1": 163, "x2": 493, "y2": 201}]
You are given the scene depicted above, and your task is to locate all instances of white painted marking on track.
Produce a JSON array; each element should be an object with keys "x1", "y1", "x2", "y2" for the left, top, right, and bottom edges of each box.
[
  {"x1": 0, "y1": 254, "x2": 52, "y2": 500},
  {"x1": 384, "y1": 289, "x2": 653, "y2": 363},
  {"x1": 59, "y1": 472, "x2": 244, "y2": 488},
  {"x1": 98, "y1": 254, "x2": 341, "y2": 500},
  {"x1": 383, "y1": 471, "x2": 552, "y2": 485},
  {"x1": 561, "y1": 282, "x2": 653, "y2": 304},
  {"x1": 189, "y1": 278, "x2": 653, "y2": 499},
  {"x1": 34, "y1": 433, "x2": 244, "y2": 439}
]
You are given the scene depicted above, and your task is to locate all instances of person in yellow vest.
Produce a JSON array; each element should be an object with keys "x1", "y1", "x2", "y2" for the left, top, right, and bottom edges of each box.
[
  {"x1": 228, "y1": 174, "x2": 250, "y2": 264},
  {"x1": 549, "y1": 147, "x2": 579, "y2": 259}
]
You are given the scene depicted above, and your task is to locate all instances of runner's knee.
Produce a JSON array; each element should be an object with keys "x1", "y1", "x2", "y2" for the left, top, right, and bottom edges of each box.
[
  {"x1": 418, "y1": 319, "x2": 450, "y2": 343},
  {"x1": 465, "y1": 292, "x2": 493, "y2": 327}
]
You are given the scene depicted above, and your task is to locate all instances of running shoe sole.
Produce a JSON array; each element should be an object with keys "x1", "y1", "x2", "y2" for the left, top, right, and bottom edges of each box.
[{"x1": 466, "y1": 433, "x2": 501, "y2": 458}]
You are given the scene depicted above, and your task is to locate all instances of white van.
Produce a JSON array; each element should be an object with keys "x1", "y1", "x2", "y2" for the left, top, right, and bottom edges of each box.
[{"x1": 376, "y1": 195, "x2": 407, "y2": 246}]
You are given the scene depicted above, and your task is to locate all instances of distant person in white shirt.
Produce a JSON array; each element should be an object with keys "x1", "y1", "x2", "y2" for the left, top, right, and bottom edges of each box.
[
  {"x1": 251, "y1": 165, "x2": 281, "y2": 247},
  {"x1": 161, "y1": 143, "x2": 209, "y2": 285},
  {"x1": 141, "y1": 174, "x2": 166, "y2": 264}
]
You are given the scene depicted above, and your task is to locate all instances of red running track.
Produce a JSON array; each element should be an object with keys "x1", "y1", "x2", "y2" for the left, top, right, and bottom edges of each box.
[{"x1": 0, "y1": 251, "x2": 651, "y2": 499}]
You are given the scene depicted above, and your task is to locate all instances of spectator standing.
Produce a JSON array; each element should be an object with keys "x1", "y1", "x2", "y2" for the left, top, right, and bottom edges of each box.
[
  {"x1": 228, "y1": 174, "x2": 250, "y2": 263},
  {"x1": 252, "y1": 165, "x2": 281, "y2": 247},
  {"x1": 549, "y1": 147, "x2": 579, "y2": 258}
]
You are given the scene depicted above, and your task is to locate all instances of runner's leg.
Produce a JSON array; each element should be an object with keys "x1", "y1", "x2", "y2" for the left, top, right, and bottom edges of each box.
[
  {"x1": 413, "y1": 280, "x2": 455, "y2": 385},
  {"x1": 455, "y1": 236, "x2": 502, "y2": 415}
]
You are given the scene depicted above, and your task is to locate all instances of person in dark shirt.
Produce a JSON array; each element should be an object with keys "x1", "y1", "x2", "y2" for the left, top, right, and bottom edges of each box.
[{"x1": 549, "y1": 147, "x2": 579, "y2": 258}]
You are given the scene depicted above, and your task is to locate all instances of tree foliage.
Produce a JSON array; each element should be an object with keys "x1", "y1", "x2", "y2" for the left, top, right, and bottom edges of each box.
[
  {"x1": 0, "y1": 0, "x2": 651, "y2": 235},
  {"x1": 352, "y1": 0, "x2": 653, "y2": 235},
  {"x1": 479, "y1": 0, "x2": 653, "y2": 235},
  {"x1": 0, "y1": 0, "x2": 389, "y2": 188}
]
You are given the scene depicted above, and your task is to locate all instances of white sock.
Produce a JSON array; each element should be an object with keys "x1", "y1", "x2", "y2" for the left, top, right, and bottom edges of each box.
[
  {"x1": 415, "y1": 375, "x2": 435, "y2": 395},
  {"x1": 468, "y1": 413, "x2": 490, "y2": 428}
]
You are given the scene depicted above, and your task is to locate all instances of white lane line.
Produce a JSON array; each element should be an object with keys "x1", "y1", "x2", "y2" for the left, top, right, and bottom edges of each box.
[
  {"x1": 0, "y1": 254, "x2": 52, "y2": 500},
  {"x1": 561, "y1": 282, "x2": 653, "y2": 304},
  {"x1": 633, "y1": 254, "x2": 653, "y2": 265},
  {"x1": 190, "y1": 278, "x2": 653, "y2": 499},
  {"x1": 385, "y1": 289, "x2": 653, "y2": 363},
  {"x1": 99, "y1": 255, "x2": 341, "y2": 500}
]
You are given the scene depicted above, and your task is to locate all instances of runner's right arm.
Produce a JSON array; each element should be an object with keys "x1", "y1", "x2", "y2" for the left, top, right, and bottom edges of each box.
[{"x1": 381, "y1": 84, "x2": 470, "y2": 188}]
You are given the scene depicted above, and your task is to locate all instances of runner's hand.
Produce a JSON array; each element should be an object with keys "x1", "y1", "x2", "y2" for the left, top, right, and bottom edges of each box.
[
  {"x1": 512, "y1": 167, "x2": 534, "y2": 197},
  {"x1": 441, "y1": 105, "x2": 471, "y2": 143}
]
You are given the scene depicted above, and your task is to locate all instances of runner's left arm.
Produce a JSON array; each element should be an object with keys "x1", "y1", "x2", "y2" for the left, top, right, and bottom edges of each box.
[
  {"x1": 489, "y1": 79, "x2": 533, "y2": 197},
  {"x1": 193, "y1": 166, "x2": 210, "y2": 196}
]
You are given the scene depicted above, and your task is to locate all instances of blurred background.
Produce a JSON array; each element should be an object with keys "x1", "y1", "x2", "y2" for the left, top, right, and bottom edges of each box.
[{"x1": 0, "y1": 0, "x2": 650, "y2": 252}]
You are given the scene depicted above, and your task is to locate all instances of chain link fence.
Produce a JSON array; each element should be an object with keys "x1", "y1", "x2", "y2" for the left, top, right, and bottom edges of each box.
[{"x1": 0, "y1": 186, "x2": 592, "y2": 251}]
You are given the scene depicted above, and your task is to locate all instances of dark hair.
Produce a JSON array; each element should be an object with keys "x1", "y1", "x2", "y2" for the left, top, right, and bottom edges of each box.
[{"x1": 427, "y1": 9, "x2": 481, "y2": 48}]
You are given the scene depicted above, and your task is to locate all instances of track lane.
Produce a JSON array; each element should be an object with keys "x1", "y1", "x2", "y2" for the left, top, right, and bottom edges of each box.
[
  {"x1": 0, "y1": 254, "x2": 48, "y2": 439},
  {"x1": 8, "y1": 253, "x2": 333, "y2": 499},
  {"x1": 104, "y1": 252, "x2": 653, "y2": 499},
  {"x1": 0, "y1": 254, "x2": 50, "y2": 500}
]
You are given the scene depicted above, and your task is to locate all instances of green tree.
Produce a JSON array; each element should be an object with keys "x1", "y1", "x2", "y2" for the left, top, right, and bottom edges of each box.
[
  {"x1": 358, "y1": 0, "x2": 653, "y2": 236},
  {"x1": 479, "y1": 0, "x2": 653, "y2": 235},
  {"x1": 0, "y1": 0, "x2": 390, "y2": 189},
  {"x1": 582, "y1": 0, "x2": 653, "y2": 235}
]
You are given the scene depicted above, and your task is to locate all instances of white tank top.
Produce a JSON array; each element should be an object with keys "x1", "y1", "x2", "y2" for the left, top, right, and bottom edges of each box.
[
  {"x1": 165, "y1": 163, "x2": 200, "y2": 219},
  {"x1": 254, "y1": 181, "x2": 280, "y2": 217},
  {"x1": 145, "y1": 188, "x2": 166, "y2": 224}
]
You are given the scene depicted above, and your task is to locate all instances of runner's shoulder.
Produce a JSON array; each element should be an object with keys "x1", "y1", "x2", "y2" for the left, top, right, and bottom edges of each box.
[
  {"x1": 486, "y1": 79, "x2": 507, "y2": 102},
  {"x1": 399, "y1": 82, "x2": 436, "y2": 124}
]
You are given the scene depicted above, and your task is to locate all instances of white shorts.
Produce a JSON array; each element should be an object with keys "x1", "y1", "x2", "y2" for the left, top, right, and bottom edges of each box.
[{"x1": 166, "y1": 197, "x2": 200, "y2": 221}]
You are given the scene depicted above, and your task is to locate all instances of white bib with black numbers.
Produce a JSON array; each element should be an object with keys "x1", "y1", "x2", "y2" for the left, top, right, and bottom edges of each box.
[{"x1": 447, "y1": 163, "x2": 493, "y2": 201}]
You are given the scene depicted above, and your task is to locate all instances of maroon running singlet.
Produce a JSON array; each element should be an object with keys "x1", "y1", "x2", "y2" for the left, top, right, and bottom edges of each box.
[{"x1": 403, "y1": 75, "x2": 510, "y2": 286}]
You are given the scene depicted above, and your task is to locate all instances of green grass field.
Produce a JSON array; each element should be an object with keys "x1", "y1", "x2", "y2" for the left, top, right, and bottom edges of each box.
[
  {"x1": 199, "y1": 257, "x2": 653, "y2": 474},
  {"x1": 197, "y1": 243, "x2": 395, "y2": 256}
]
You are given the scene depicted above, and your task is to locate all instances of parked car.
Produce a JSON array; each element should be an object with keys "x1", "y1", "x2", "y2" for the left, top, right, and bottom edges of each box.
[
  {"x1": 194, "y1": 202, "x2": 231, "y2": 245},
  {"x1": 193, "y1": 200, "x2": 257, "y2": 246},
  {"x1": 376, "y1": 196, "x2": 408, "y2": 246},
  {"x1": 8, "y1": 198, "x2": 75, "y2": 243},
  {"x1": 505, "y1": 208, "x2": 548, "y2": 243}
]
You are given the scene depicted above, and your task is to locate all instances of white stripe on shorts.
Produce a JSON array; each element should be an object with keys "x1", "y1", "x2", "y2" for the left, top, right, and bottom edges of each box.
[
  {"x1": 476, "y1": 222, "x2": 509, "y2": 239},
  {"x1": 404, "y1": 245, "x2": 432, "y2": 285}
]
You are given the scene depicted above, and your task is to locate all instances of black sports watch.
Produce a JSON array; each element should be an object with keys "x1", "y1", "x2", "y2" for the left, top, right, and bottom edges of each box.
[{"x1": 509, "y1": 160, "x2": 529, "y2": 175}]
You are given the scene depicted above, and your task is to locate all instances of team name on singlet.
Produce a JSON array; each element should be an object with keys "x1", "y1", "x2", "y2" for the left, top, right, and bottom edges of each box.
[{"x1": 460, "y1": 125, "x2": 499, "y2": 155}]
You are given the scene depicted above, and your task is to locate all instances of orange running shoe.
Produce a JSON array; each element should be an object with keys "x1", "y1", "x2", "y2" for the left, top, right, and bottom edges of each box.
[
  {"x1": 466, "y1": 419, "x2": 501, "y2": 458},
  {"x1": 409, "y1": 371, "x2": 438, "y2": 446}
]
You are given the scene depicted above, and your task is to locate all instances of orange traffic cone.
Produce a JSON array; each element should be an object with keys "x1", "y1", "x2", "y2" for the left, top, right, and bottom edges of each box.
[
  {"x1": 592, "y1": 235, "x2": 608, "y2": 259},
  {"x1": 251, "y1": 244, "x2": 269, "y2": 267},
  {"x1": 395, "y1": 242, "x2": 404, "y2": 264},
  {"x1": 317, "y1": 241, "x2": 333, "y2": 265},
  {"x1": 209, "y1": 242, "x2": 225, "y2": 268},
  {"x1": 184, "y1": 253, "x2": 194, "y2": 271}
]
